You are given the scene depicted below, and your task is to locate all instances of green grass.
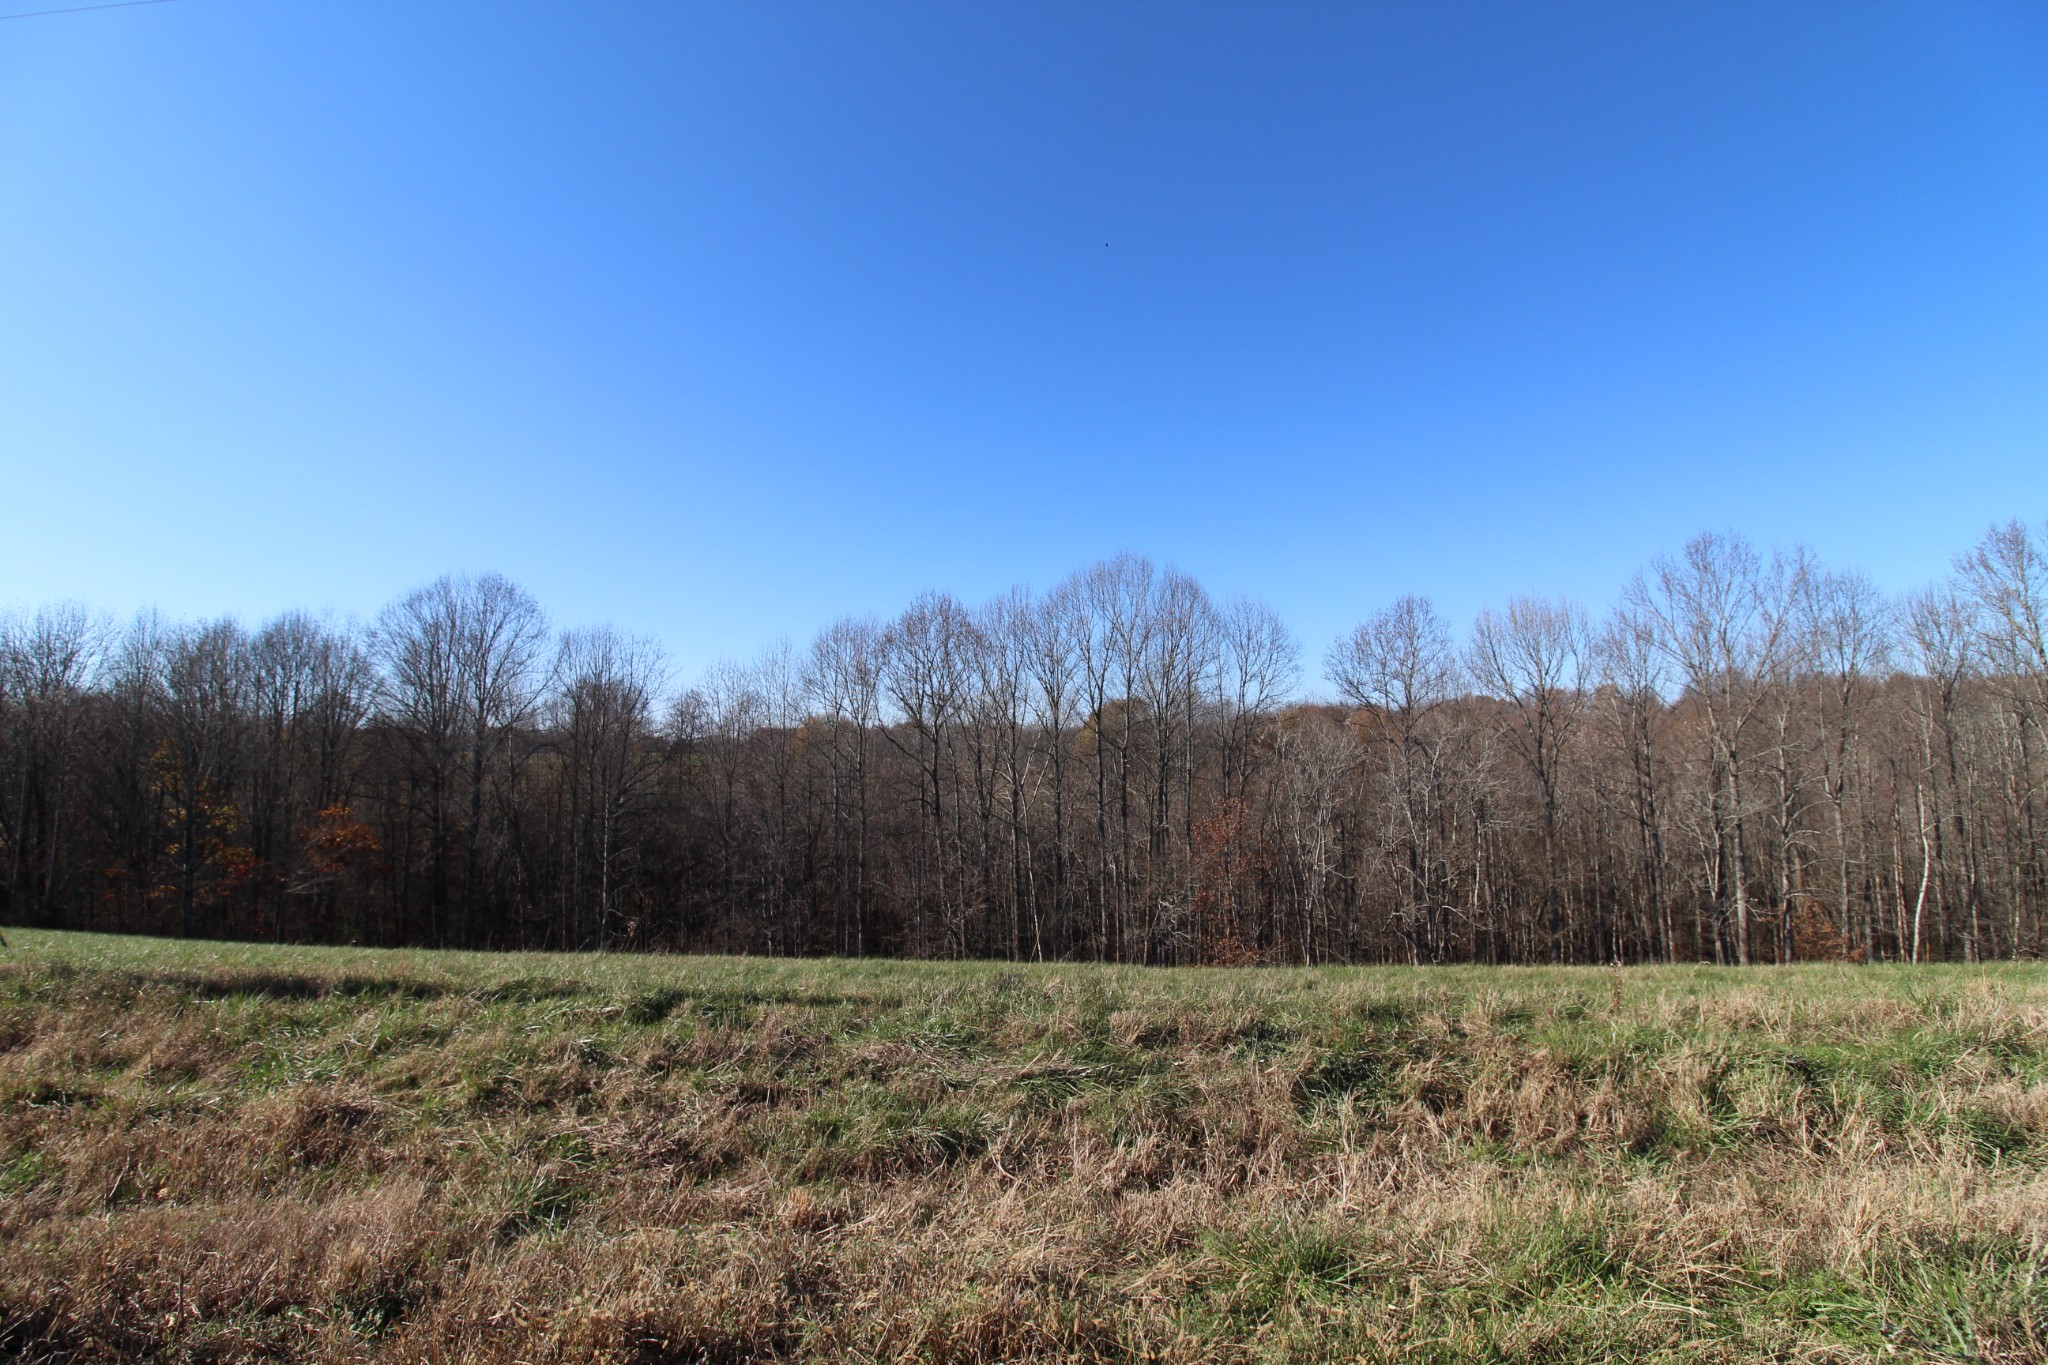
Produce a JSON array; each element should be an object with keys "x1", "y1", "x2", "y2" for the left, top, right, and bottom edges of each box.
[{"x1": 2, "y1": 928, "x2": 2046, "y2": 1362}]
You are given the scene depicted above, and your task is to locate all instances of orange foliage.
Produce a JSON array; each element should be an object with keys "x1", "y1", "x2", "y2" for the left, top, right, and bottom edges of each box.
[
  {"x1": 305, "y1": 806, "x2": 385, "y2": 877},
  {"x1": 1192, "y1": 798, "x2": 1273, "y2": 966}
]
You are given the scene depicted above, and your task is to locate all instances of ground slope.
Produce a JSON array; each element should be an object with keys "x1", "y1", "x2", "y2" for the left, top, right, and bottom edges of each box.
[{"x1": 2, "y1": 930, "x2": 2045, "y2": 1363}]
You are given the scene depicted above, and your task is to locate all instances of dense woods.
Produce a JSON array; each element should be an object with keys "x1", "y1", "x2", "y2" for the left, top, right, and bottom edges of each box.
[{"x1": 5, "y1": 521, "x2": 2048, "y2": 966}]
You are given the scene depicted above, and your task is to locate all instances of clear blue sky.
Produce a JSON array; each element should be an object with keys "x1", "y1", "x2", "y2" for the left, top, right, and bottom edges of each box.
[{"x1": 4, "y1": 1, "x2": 2045, "y2": 688}]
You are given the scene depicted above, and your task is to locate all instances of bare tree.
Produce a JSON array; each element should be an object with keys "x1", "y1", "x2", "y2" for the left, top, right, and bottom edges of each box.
[
  {"x1": 1329, "y1": 596, "x2": 1464, "y2": 961},
  {"x1": 805, "y1": 616, "x2": 884, "y2": 956},
  {"x1": 1958, "y1": 521, "x2": 2048, "y2": 956},
  {"x1": 375, "y1": 573, "x2": 547, "y2": 946},
  {"x1": 1207, "y1": 596, "x2": 1299, "y2": 956},
  {"x1": 374, "y1": 583, "x2": 462, "y2": 941},
  {"x1": 1904, "y1": 588, "x2": 1983, "y2": 958},
  {"x1": 1468, "y1": 595, "x2": 1590, "y2": 962},
  {"x1": 1798, "y1": 568, "x2": 1890, "y2": 957},
  {"x1": 249, "y1": 612, "x2": 371, "y2": 940},
  {"x1": 557, "y1": 627, "x2": 663, "y2": 950},
  {"x1": 1624, "y1": 534, "x2": 1802, "y2": 965},
  {"x1": 1960, "y1": 520, "x2": 2048, "y2": 690},
  {"x1": 882, "y1": 592, "x2": 976, "y2": 956},
  {"x1": 1080, "y1": 554, "x2": 1157, "y2": 959},
  {"x1": 159, "y1": 620, "x2": 251, "y2": 939},
  {"x1": 13, "y1": 526, "x2": 2048, "y2": 967},
  {"x1": 452, "y1": 576, "x2": 550, "y2": 947},
  {"x1": 971, "y1": 589, "x2": 1039, "y2": 961},
  {"x1": 1217, "y1": 595, "x2": 1301, "y2": 802},
  {"x1": 1273, "y1": 710, "x2": 1357, "y2": 965},
  {"x1": 0, "y1": 604, "x2": 100, "y2": 925},
  {"x1": 691, "y1": 657, "x2": 767, "y2": 953},
  {"x1": 1135, "y1": 567, "x2": 1216, "y2": 963},
  {"x1": 1025, "y1": 583, "x2": 1084, "y2": 958},
  {"x1": 1595, "y1": 602, "x2": 1674, "y2": 960}
]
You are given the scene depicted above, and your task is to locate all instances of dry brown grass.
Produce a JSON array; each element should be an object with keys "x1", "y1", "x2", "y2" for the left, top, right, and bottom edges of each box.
[{"x1": 2, "y1": 930, "x2": 2046, "y2": 1362}]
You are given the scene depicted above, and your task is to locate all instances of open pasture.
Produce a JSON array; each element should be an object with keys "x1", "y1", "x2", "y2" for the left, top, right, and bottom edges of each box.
[{"x1": 2, "y1": 930, "x2": 2045, "y2": 1363}]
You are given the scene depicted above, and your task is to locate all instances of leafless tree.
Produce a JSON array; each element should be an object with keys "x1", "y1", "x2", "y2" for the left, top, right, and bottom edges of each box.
[
  {"x1": 1797, "y1": 568, "x2": 1891, "y2": 957},
  {"x1": 805, "y1": 616, "x2": 884, "y2": 955},
  {"x1": 1903, "y1": 588, "x2": 1983, "y2": 958},
  {"x1": 0, "y1": 604, "x2": 99, "y2": 924},
  {"x1": 556, "y1": 626, "x2": 663, "y2": 950},
  {"x1": 1624, "y1": 533, "x2": 1802, "y2": 964},
  {"x1": 882, "y1": 592, "x2": 977, "y2": 956},
  {"x1": 1025, "y1": 583, "x2": 1084, "y2": 958},
  {"x1": 159, "y1": 620, "x2": 251, "y2": 938},
  {"x1": 375, "y1": 573, "x2": 547, "y2": 946},
  {"x1": 1468, "y1": 595, "x2": 1590, "y2": 962},
  {"x1": 250, "y1": 612, "x2": 370, "y2": 939},
  {"x1": 1134, "y1": 567, "x2": 1216, "y2": 963},
  {"x1": 1274, "y1": 710, "x2": 1357, "y2": 965},
  {"x1": 13, "y1": 527, "x2": 2048, "y2": 966},
  {"x1": 1217, "y1": 595, "x2": 1301, "y2": 803},
  {"x1": 1595, "y1": 602, "x2": 1674, "y2": 960},
  {"x1": 1958, "y1": 522, "x2": 2048, "y2": 952},
  {"x1": 1329, "y1": 596, "x2": 1464, "y2": 961}
]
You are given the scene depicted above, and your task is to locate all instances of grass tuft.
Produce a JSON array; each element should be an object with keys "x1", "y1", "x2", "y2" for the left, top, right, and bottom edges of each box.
[{"x1": 2, "y1": 929, "x2": 2046, "y2": 1362}]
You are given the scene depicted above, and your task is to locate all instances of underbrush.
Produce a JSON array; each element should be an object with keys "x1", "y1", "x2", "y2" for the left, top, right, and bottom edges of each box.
[{"x1": 2, "y1": 930, "x2": 2045, "y2": 1362}]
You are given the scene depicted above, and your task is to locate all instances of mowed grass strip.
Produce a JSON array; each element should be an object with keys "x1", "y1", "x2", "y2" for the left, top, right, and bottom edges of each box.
[{"x1": 1, "y1": 930, "x2": 2045, "y2": 1364}]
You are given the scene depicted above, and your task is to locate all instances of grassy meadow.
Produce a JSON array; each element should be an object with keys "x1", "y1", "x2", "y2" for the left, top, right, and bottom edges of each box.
[{"x1": 1, "y1": 929, "x2": 2045, "y2": 1363}]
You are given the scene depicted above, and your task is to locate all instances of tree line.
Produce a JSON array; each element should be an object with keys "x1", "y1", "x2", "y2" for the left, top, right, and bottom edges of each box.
[{"x1": 5, "y1": 521, "x2": 2047, "y2": 965}]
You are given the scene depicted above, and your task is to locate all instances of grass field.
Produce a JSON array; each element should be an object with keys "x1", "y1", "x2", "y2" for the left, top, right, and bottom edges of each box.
[{"x1": 2, "y1": 930, "x2": 2045, "y2": 1363}]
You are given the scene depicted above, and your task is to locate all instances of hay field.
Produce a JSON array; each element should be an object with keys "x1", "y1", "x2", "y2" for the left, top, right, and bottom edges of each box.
[{"x1": 2, "y1": 930, "x2": 2045, "y2": 1362}]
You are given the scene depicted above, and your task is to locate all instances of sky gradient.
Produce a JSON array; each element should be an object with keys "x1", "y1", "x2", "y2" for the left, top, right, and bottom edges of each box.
[{"x1": 3, "y1": 1, "x2": 2045, "y2": 689}]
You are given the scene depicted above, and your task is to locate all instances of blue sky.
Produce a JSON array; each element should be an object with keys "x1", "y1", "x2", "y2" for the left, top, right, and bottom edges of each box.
[{"x1": 3, "y1": 1, "x2": 2045, "y2": 688}]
